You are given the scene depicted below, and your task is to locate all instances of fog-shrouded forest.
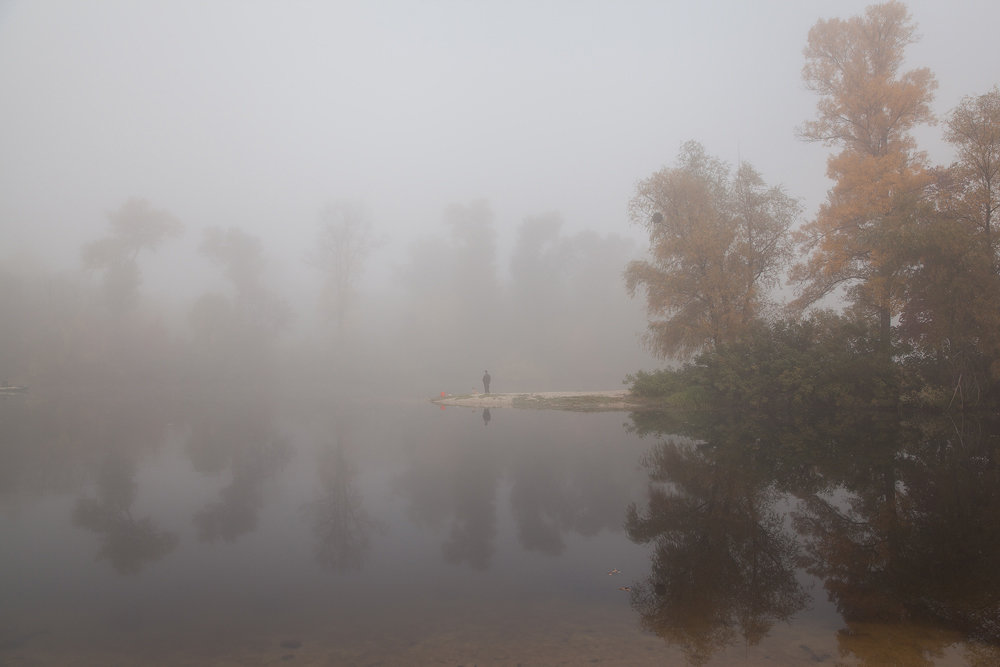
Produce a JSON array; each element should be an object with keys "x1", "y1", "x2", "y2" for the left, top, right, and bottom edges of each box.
[
  {"x1": 1, "y1": 194, "x2": 658, "y2": 398},
  {"x1": 1, "y1": 1, "x2": 999, "y2": 408}
]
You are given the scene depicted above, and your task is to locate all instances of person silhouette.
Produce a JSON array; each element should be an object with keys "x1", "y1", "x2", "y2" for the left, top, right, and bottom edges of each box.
[{"x1": 482, "y1": 370, "x2": 491, "y2": 394}]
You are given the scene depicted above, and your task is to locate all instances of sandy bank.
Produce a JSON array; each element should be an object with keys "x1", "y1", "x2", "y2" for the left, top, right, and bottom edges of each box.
[{"x1": 431, "y1": 390, "x2": 635, "y2": 411}]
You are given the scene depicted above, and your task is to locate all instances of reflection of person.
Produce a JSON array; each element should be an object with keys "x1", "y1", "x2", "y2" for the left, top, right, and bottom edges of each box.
[
  {"x1": 482, "y1": 371, "x2": 491, "y2": 394},
  {"x1": 482, "y1": 408, "x2": 491, "y2": 426}
]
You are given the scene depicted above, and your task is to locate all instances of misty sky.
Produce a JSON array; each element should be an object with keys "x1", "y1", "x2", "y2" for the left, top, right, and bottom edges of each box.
[{"x1": 2, "y1": 1, "x2": 998, "y2": 300}]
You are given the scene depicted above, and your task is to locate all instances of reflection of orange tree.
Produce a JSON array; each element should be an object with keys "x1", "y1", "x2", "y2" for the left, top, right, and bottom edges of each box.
[
  {"x1": 793, "y1": 415, "x2": 1000, "y2": 664},
  {"x1": 625, "y1": 435, "x2": 806, "y2": 665},
  {"x1": 303, "y1": 437, "x2": 377, "y2": 572},
  {"x1": 73, "y1": 451, "x2": 177, "y2": 574}
]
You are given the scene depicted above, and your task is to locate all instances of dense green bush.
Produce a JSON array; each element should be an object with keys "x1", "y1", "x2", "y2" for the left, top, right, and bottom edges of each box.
[{"x1": 627, "y1": 313, "x2": 903, "y2": 412}]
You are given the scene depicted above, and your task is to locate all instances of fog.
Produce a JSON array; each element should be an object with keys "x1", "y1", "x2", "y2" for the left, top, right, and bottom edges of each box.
[{"x1": 1, "y1": 1, "x2": 998, "y2": 396}]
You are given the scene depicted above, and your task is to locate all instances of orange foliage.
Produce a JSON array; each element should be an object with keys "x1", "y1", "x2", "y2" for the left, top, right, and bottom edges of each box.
[
  {"x1": 627, "y1": 142, "x2": 798, "y2": 359},
  {"x1": 791, "y1": 1, "x2": 937, "y2": 345}
]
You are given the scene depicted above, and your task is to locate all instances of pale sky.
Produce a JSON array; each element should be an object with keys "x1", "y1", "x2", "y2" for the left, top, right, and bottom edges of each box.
[{"x1": 1, "y1": 1, "x2": 997, "y2": 296}]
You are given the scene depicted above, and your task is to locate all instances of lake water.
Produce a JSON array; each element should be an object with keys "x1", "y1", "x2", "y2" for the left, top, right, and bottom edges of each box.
[{"x1": 2, "y1": 392, "x2": 999, "y2": 665}]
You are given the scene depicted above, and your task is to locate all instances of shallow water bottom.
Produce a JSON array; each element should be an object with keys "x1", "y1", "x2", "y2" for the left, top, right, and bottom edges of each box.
[{"x1": 4, "y1": 597, "x2": 990, "y2": 666}]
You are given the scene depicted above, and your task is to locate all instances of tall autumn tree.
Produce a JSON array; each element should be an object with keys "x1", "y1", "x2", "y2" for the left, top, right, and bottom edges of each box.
[
  {"x1": 626, "y1": 141, "x2": 798, "y2": 359},
  {"x1": 790, "y1": 2, "x2": 937, "y2": 354}
]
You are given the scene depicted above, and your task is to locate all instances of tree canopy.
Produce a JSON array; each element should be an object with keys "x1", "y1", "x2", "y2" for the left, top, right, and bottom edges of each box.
[
  {"x1": 626, "y1": 141, "x2": 798, "y2": 359},
  {"x1": 790, "y1": 1, "x2": 937, "y2": 352}
]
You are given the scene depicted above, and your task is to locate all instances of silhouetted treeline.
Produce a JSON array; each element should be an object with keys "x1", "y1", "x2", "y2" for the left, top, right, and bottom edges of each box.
[{"x1": 0, "y1": 198, "x2": 654, "y2": 398}]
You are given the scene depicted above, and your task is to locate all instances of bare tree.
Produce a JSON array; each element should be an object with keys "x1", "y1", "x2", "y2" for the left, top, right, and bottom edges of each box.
[{"x1": 308, "y1": 201, "x2": 381, "y2": 338}]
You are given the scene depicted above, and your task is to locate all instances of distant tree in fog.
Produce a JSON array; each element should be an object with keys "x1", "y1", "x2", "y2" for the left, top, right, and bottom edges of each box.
[
  {"x1": 81, "y1": 198, "x2": 182, "y2": 314},
  {"x1": 189, "y1": 226, "x2": 289, "y2": 381},
  {"x1": 510, "y1": 211, "x2": 567, "y2": 320},
  {"x1": 441, "y1": 199, "x2": 501, "y2": 344},
  {"x1": 393, "y1": 200, "x2": 501, "y2": 385},
  {"x1": 626, "y1": 141, "x2": 798, "y2": 359},
  {"x1": 443, "y1": 200, "x2": 498, "y2": 291},
  {"x1": 200, "y1": 226, "x2": 289, "y2": 334},
  {"x1": 309, "y1": 200, "x2": 381, "y2": 338}
]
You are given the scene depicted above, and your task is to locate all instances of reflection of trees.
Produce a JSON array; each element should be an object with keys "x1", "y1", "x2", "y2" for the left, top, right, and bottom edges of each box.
[
  {"x1": 508, "y1": 432, "x2": 631, "y2": 556},
  {"x1": 624, "y1": 423, "x2": 807, "y2": 665},
  {"x1": 440, "y1": 455, "x2": 496, "y2": 570},
  {"x1": 187, "y1": 401, "x2": 290, "y2": 542},
  {"x1": 396, "y1": 429, "x2": 498, "y2": 570},
  {"x1": 794, "y1": 414, "x2": 1000, "y2": 661},
  {"x1": 304, "y1": 432, "x2": 376, "y2": 572},
  {"x1": 509, "y1": 463, "x2": 577, "y2": 554},
  {"x1": 628, "y1": 408, "x2": 1000, "y2": 661},
  {"x1": 73, "y1": 451, "x2": 177, "y2": 574}
]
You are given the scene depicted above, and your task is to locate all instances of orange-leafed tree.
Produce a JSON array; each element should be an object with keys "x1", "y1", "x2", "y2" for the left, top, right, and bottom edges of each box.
[
  {"x1": 789, "y1": 1, "x2": 937, "y2": 354},
  {"x1": 626, "y1": 141, "x2": 799, "y2": 359}
]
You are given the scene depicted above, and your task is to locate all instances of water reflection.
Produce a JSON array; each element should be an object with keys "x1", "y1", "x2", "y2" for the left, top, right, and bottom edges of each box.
[
  {"x1": 626, "y1": 409, "x2": 1000, "y2": 664},
  {"x1": 395, "y1": 415, "x2": 500, "y2": 570},
  {"x1": 186, "y1": 399, "x2": 291, "y2": 542},
  {"x1": 303, "y1": 419, "x2": 377, "y2": 572},
  {"x1": 4, "y1": 393, "x2": 1000, "y2": 663},
  {"x1": 73, "y1": 450, "x2": 177, "y2": 574},
  {"x1": 64, "y1": 398, "x2": 178, "y2": 574},
  {"x1": 793, "y1": 414, "x2": 1000, "y2": 662},
  {"x1": 508, "y1": 421, "x2": 634, "y2": 556},
  {"x1": 624, "y1": 426, "x2": 807, "y2": 665}
]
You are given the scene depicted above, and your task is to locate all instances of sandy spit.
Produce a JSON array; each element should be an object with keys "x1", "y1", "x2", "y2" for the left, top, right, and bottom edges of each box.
[{"x1": 431, "y1": 390, "x2": 632, "y2": 410}]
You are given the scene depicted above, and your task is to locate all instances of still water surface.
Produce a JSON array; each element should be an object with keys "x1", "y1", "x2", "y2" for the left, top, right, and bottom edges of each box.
[{"x1": 1, "y1": 392, "x2": 998, "y2": 665}]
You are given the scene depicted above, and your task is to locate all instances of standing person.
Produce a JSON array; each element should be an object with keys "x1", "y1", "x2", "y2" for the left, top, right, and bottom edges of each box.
[{"x1": 482, "y1": 370, "x2": 491, "y2": 394}]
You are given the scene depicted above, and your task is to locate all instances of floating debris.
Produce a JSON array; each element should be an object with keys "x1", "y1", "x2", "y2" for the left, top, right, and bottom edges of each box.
[
  {"x1": 618, "y1": 586, "x2": 631, "y2": 592},
  {"x1": 607, "y1": 569, "x2": 621, "y2": 575}
]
